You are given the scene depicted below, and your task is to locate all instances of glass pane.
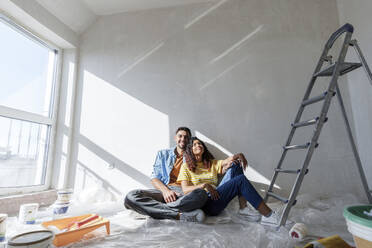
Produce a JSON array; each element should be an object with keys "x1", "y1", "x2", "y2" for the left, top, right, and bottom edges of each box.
[
  {"x1": 0, "y1": 20, "x2": 55, "y2": 117},
  {"x1": 0, "y1": 116, "x2": 50, "y2": 187}
]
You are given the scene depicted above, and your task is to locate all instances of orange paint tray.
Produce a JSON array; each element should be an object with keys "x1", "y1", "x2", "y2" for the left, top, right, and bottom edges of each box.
[{"x1": 42, "y1": 214, "x2": 110, "y2": 247}]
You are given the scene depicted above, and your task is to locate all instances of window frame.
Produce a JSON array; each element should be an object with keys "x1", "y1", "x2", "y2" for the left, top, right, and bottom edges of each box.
[{"x1": 0, "y1": 14, "x2": 62, "y2": 196}]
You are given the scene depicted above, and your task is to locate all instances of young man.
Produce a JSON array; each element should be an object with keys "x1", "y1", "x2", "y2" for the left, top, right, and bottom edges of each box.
[{"x1": 124, "y1": 127, "x2": 208, "y2": 222}]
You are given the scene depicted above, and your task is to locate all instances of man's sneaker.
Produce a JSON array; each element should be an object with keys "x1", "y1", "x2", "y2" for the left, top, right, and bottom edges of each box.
[
  {"x1": 180, "y1": 209, "x2": 205, "y2": 223},
  {"x1": 260, "y1": 211, "x2": 280, "y2": 226},
  {"x1": 238, "y1": 207, "x2": 261, "y2": 222}
]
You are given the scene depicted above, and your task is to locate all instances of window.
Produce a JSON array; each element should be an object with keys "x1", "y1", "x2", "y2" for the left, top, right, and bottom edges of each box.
[{"x1": 0, "y1": 15, "x2": 59, "y2": 193}]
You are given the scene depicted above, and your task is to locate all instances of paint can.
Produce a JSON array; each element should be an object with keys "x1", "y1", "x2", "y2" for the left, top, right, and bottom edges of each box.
[
  {"x1": 52, "y1": 188, "x2": 73, "y2": 217},
  {"x1": 7, "y1": 230, "x2": 54, "y2": 248},
  {"x1": 53, "y1": 202, "x2": 70, "y2": 215},
  {"x1": 289, "y1": 222, "x2": 308, "y2": 241},
  {"x1": 0, "y1": 214, "x2": 7, "y2": 242},
  {"x1": 18, "y1": 203, "x2": 39, "y2": 224},
  {"x1": 56, "y1": 189, "x2": 73, "y2": 203}
]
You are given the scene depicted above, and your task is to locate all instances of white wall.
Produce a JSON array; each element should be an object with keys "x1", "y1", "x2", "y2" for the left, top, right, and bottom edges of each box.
[
  {"x1": 69, "y1": 0, "x2": 366, "y2": 199},
  {"x1": 337, "y1": 0, "x2": 372, "y2": 198}
]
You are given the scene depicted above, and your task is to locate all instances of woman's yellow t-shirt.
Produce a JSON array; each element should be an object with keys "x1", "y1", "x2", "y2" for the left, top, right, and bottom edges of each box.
[{"x1": 177, "y1": 160, "x2": 223, "y2": 187}]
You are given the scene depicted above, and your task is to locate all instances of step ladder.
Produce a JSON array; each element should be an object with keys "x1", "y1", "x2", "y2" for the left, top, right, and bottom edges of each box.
[{"x1": 264, "y1": 23, "x2": 372, "y2": 228}]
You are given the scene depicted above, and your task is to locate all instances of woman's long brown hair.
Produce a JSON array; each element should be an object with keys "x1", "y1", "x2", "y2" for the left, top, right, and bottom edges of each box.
[{"x1": 185, "y1": 137, "x2": 215, "y2": 172}]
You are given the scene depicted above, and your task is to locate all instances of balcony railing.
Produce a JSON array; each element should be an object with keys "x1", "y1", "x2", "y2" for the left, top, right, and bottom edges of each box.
[{"x1": 0, "y1": 119, "x2": 42, "y2": 161}]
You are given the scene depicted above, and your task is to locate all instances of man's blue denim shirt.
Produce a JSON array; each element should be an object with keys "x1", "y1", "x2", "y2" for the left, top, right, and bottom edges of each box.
[{"x1": 150, "y1": 147, "x2": 178, "y2": 185}]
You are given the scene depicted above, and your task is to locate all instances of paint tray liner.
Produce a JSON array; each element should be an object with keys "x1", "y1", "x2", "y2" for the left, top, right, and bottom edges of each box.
[{"x1": 41, "y1": 214, "x2": 110, "y2": 247}]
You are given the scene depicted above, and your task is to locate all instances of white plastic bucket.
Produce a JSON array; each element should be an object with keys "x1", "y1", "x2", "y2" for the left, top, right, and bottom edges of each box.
[
  {"x1": 345, "y1": 218, "x2": 372, "y2": 247},
  {"x1": 345, "y1": 218, "x2": 372, "y2": 243},
  {"x1": 344, "y1": 205, "x2": 372, "y2": 248},
  {"x1": 19, "y1": 203, "x2": 39, "y2": 224}
]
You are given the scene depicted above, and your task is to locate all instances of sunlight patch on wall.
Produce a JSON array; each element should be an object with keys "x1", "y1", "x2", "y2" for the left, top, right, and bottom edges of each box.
[
  {"x1": 195, "y1": 131, "x2": 232, "y2": 156},
  {"x1": 75, "y1": 143, "x2": 148, "y2": 197},
  {"x1": 209, "y1": 25, "x2": 263, "y2": 64},
  {"x1": 184, "y1": 0, "x2": 228, "y2": 29},
  {"x1": 117, "y1": 42, "x2": 164, "y2": 78},
  {"x1": 195, "y1": 130, "x2": 279, "y2": 188},
  {"x1": 80, "y1": 71, "x2": 169, "y2": 177},
  {"x1": 200, "y1": 56, "x2": 249, "y2": 90}
]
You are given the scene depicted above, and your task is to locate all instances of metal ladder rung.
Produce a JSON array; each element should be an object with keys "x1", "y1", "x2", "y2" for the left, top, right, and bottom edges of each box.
[
  {"x1": 292, "y1": 117, "x2": 318, "y2": 128},
  {"x1": 283, "y1": 142, "x2": 310, "y2": 150},
  {"x1": 267, "y1": 192, "x2": 288, "y2": 203},
  {"x1": 275, "y1": 168, "x2": 300, "y2": 174},
  {"x1": 292, "y1": 117, "x2": 328, "y2": 128},
  {"x1": 313, "y1": 62, "x2": 362, "y2": 77},
  {"x1": 302, "y1": 92, "x2": 334, "y2": 106},
  {"x1": 284, "y1": 143, "x2": 319, "y2": 150},
  {"x1": 275, "y1": 168, "x2": 309, "y2": 174}
]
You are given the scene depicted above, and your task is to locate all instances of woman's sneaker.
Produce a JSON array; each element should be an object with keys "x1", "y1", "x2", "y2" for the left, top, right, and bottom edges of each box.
[
  {"x1": 180, "y1": 209, "x2": 206, "y2": 223},
  {"x1": 260, "y1": 211, "x2": 280, "y2": 226},
  {"x1": 238, "y1": 207, "x2": 261, "y2": 222}
]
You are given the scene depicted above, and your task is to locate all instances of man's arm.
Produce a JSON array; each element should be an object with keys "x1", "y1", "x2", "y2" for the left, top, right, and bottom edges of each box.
[
  {"x1": 151, "y1": 178, "x2": 178, "y2": 203},
  {"x1": 150, "y1": 151, "x2": 178, "y2": 203}
]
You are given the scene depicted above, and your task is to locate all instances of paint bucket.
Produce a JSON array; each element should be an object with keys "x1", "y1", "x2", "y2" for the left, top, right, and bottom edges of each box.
[
  {"x1": 56, "y1": 189, "x2": 73, "y2": 203},
  {"x1": 343, "y1": 205, "x2": 372, "y2": 248},
  {"x1": 53, "y1": 202, "x2": 70, "y2": 215},
  {"x1": 7, "y1": 230, "x2": 54, "y2": 248},
  {"x1": 18, "y1": 203, "x2": 39, "y2": 224},
  {"x1": 0, "y1": 214, "x2": 7, "y2": 242}
]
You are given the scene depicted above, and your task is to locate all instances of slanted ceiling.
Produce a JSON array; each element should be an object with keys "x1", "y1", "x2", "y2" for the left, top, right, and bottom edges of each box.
[{"x1": 36, "y1": 0, "x2": 216, "y2": 34}]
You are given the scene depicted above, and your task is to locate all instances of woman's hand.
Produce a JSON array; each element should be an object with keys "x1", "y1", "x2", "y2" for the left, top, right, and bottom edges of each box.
[
  {"x1": 234, "y1": 153, "x2": 248, "y2": 170},
  {"x1": 202, "y1": 183, "x2": 220, "y2": 200},
  {"x1": 221, "y1": 153, "x2": 248, "y2": 174},
  {"x1": 221, "y1": 161, "x2": 233, "y2": 174}
]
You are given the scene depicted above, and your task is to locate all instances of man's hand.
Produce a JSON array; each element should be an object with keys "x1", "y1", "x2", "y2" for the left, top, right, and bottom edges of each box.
[
  {"x1": 203, "y1": 183, "x2": 220, "y2": 200},
  {"x1": 162, "y1": 189, "x2": 178, "y2": 203},
  {"x1": 151, "y1": 178, "x2": 178, "y2": 203}
]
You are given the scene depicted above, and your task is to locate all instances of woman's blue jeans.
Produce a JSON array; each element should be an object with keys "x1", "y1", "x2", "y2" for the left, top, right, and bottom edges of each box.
[{"x1": 202, "y1": 162, "x2": 263, "y2": 216}]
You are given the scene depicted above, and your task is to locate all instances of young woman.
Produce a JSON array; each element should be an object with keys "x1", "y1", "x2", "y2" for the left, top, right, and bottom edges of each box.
[{"x1": 177, "y1": 137, "x2": 278, "y2": 225}]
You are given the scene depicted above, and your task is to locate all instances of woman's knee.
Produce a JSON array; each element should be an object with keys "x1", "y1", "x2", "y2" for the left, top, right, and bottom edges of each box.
[{"x1": 227, "y1": 162, "x2": 244, "y2": 175}]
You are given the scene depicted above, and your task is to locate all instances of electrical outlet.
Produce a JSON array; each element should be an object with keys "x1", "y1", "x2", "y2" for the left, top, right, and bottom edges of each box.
[{"x1": 108, "y1": 162, "x2": 115, "y2": 170}]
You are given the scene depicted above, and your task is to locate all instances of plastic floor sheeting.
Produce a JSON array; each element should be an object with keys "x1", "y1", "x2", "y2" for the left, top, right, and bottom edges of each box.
[{"x1": 5, "y1": 193, "x2": 361, "y2": 248}]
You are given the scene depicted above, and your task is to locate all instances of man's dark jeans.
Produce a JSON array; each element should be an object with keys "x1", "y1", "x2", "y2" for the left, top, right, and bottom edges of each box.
[{"x1": 125, "y1": 186, "x2": 208, "y2": 219}]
